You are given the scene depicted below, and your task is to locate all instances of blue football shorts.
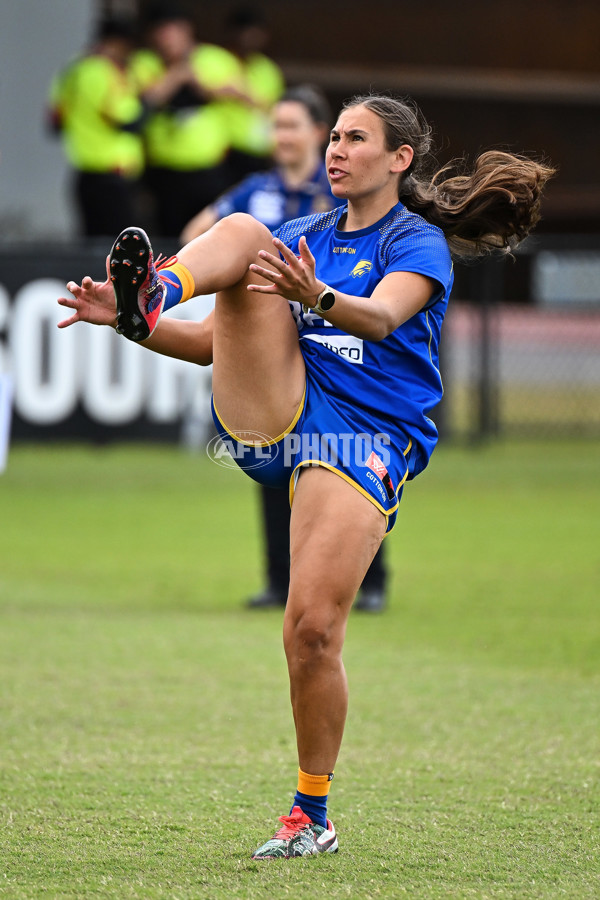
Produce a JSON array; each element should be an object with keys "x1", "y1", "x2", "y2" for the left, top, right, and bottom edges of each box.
[{"x1": 211, "y1": 370, "x2": 417, "y2": 533}]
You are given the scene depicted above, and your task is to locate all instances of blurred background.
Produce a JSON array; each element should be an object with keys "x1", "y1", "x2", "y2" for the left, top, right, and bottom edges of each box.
[
  {"x1": 1, "y1": 8, "x2": 598, "y2": 887},
  {"x1": 1, "y1": 0, "x2": 599, "y2": 452}
]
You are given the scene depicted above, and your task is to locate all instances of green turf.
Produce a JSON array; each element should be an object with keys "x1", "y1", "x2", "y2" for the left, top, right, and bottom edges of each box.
[{"x1": 1, "y1": 441, "x2": 599, "y2": 899}]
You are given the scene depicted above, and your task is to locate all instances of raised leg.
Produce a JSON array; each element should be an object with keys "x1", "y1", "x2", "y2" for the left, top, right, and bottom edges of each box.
[{"x1": 180, "y1": 214, "x2": 306, "y2": 441}]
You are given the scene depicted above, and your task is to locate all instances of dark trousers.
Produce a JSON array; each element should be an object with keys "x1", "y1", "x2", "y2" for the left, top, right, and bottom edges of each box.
[
  {"x1": 144, "y1": 165, "x2": 230, "y2": 238},
  {"x1": 75, "y1": 171, "x2": 139, "y2": 237},
  {"x1": 260, "y1": 484, "x2": 387, "y2": 593},
  {"x1": 224, "y1": 149, "x2": 271, "y2": 191}
]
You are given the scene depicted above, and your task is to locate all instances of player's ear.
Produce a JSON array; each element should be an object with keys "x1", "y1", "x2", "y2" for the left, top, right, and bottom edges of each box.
[{"x1": 391, "y1": 144, "x2": 413, "y2": 175}]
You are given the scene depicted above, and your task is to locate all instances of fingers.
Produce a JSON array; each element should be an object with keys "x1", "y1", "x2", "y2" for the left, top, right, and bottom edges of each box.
[
  {"x1": 57, "y1": 296, "x2": 79, "y2": 328},
  {"x1": 65, "y1": 275, "x2": 96, "y2": 297},
  {"x1": 271, "y1": 236, "x2": 300, "y2": 265},
  {"x1": 56, "y1": 294, "x2": 78, "y2": 329},
  {"x1": 246, "y1": 272, "x2": 285, "y2": 296},
  {"x1": 248, "y1": 262, "x2": 283, "y2": 282},
  {"x1": 247, "y1": 235, "x2": 317, "y2": 300},
  {"x1": 255, "y1": 237, "x2": 310, "y2": 274},
  {"x1": 57, "y1": 313, "x2": 78, "y2": 329},
  {"x1": 246, "y1": 282, "x2": 279, "y2": 295},
  {"x1": 256, "y1": 249, "x2": 288, "y2": 274},
  {"x1": 298, "y1": 235, "x2": 315, "y2": 264}
]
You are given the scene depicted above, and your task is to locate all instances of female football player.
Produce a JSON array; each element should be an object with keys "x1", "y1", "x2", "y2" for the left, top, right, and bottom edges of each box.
[
  {"x1": 58, "y1": 93, "x2": 554, "y2": 859},
  {"x1": 181, "y1": 82, "x2": 388, "y2": 611}
]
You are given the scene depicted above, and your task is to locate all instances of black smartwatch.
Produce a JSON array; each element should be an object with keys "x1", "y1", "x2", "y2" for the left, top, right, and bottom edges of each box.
[{"x1": 304, "y1": 286, "x2": 336, "y2": 316}]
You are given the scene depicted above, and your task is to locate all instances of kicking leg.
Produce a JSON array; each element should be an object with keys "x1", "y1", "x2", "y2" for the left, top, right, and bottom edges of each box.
[
  {"x1": 110, "y1": 215, "x2": 306, "y2": 440},
  {"x1": 178, "y1": 214, "x2": 306, "y2": 441}
]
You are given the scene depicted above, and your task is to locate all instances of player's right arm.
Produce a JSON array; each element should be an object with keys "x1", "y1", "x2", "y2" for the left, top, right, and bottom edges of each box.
[
  {"x1": 57, "y1": 261, "x2": 117, "y2": 329},
  {"x1": 57, "y1": 267, "x2": 213, "y2": 365},
  {"x1": 140, "y1": 312, "x2": 214, "y2": 366}
]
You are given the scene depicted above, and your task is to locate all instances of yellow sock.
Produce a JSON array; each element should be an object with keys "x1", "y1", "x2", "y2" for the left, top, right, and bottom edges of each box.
[
  {"x1": 297, "y1": 768, "x2": 334, "y2": 797},
  {"x1": 161, "y1": 260, "x2": 195, "y2": 307}
]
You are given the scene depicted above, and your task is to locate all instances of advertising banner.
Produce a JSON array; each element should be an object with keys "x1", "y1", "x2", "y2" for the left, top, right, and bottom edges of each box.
[{"x1": 0, "y1": 247, "x2": 214, "y2": 444}]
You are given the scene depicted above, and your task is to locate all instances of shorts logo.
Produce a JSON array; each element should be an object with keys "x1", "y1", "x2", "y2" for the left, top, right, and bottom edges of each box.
[
  {"x1": 366, "y1": 450, "x2": 387, "y2": 479},
  {"x1": 351, "y1": 259, "x2": 373, "y2": 278},
  {"x1": 366, "y1": 451, "x2": 396, "y2": 500}
]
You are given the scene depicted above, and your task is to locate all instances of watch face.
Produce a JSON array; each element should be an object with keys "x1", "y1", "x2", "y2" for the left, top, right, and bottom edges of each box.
[{"x1": 320, "y1": 290, "x2": 335, "y2": 311}]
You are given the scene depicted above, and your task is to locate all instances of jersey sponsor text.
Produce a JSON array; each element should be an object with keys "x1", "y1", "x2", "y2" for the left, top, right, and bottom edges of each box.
[{"x1": 301, "y1": 333, "x2": 364, "y2": 364}]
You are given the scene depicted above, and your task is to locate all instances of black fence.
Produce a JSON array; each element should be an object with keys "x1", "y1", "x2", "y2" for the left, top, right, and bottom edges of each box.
[{"x1": 442, "y1": 235, "x2": 600, "y2": 440}]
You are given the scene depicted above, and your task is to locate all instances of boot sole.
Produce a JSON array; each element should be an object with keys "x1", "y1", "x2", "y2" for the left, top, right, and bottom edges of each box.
[{"x1": 110, "y1": 227, "x2": 154, "y2": 342}]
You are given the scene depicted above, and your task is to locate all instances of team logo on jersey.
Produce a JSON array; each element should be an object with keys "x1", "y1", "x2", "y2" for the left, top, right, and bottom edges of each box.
[{"x1": 351, "y1": 259, "x2": 373, "y2": 278}]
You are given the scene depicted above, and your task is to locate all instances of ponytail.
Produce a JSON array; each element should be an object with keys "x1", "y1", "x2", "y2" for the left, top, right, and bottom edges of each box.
[
  {"x1": 344, "y1": 95, "x2": 556, "y2": 258},
  {"x1": 400, "y1": 150, "x2": 556, "y2": 258}
]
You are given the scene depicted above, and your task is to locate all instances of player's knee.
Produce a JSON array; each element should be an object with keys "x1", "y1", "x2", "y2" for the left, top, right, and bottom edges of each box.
[
  {"x1": 218, "y1": 212, "x2": 271, "y2": 246},
  {"x1": 284, "y1": 604, "x2": 340, "y2": 666}
]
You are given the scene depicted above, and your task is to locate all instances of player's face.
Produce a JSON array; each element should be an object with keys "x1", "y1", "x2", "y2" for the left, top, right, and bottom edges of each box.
[
  {"x1": 272, "y1": 102, "x2": 324, "y2": 169},
  {"x1": 326, "y1": 105, "x2": 412, "y2": 204}
]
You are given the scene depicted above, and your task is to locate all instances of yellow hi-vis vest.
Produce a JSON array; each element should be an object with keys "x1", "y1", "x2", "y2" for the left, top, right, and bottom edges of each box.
[
  {"x1": 130, "y1": 45, "x2": 238, "y2": 170},
  {"x1": 50, "y1": 54, "x2": 144, "y2": 176}
]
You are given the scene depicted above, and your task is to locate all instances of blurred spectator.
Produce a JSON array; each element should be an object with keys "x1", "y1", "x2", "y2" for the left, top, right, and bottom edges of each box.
[
  {"x1": 181, "y1": 85, "x2": 335, "y2": 242},
  {"x1": 219, "y1": 5, "x2": 285, "y2": 185},
  {"x1": 48, "y1": 18, "x2": 144, "y2": 237},
  {"x1": 248, "y1": 482, "x2": 389, "y2": 612},
  {"x1": 131, "y1": 4, "x2": 240, "y2": 237}
]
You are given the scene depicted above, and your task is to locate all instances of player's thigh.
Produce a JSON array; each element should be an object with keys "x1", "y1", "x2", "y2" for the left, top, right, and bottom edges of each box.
[
  {"x1": 211, "y1": 225, "x2": 306, "y2": 443},
  {"x1": 285, "y1": 466, "x2": 386, "y2": 643}
]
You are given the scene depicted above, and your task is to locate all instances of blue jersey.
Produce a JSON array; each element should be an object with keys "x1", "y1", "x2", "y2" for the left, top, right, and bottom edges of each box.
[
  {"x1": 213, "y1": 163, "x2": 339, "y2": 230},
  {"x1": 274, "y1": 201, "x2": 454, "y2": 474}
]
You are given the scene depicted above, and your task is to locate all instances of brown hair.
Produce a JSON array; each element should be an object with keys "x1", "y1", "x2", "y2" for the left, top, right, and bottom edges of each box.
[
  {"x1": 281, "y1": 84, "x2": 332, "y2": 128},
  {"x1": 343, "y1": 94, "x2": 556, "y2": 258}
]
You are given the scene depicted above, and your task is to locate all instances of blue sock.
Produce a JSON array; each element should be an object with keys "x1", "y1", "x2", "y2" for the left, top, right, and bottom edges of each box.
[
  {"x1": 162, "y1": 275, "x2": 184, "y2": 312},
  {"x1": 292, "y1": 790, "x2": 328, "y2": 828},
  {"x1": 158, "y1": 260, "x2": 195, "y2": 311}
]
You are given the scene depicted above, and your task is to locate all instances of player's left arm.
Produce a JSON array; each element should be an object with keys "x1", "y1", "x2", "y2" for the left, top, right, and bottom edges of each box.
[
  {"x1": 248, "y1": 235, "x2": 435, "y2": 341},
  {"x1": 319, "y1": 270, "x2": 434, "y2": 340}
]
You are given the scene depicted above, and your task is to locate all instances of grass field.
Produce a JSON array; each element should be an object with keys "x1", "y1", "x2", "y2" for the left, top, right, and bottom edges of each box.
[{"x1": 1, "y1": 440, "x2": 599, "y2": 899}]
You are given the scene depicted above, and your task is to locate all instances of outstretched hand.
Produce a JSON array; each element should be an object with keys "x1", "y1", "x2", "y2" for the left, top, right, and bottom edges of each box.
[
  {"x1": 247, "y1": 235, "x2": 324, "y2": 308},
  {"x1": 57, "y1": 257, "x2": 117, "y2": 329}
]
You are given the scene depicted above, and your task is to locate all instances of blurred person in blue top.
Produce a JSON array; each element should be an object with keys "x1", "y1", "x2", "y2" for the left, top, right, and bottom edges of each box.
[
  {"x1": 182, "y1": 84, "x2": 389, "y2": 612},
  {"x1": 59, "y1": 94, "x2": 554, "y2": 859},
  {"x1": 181, "y1": 85, "x2": 335, "y2": 242}
]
